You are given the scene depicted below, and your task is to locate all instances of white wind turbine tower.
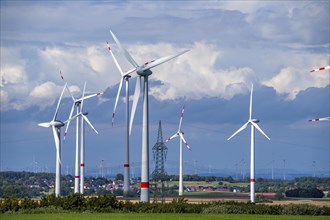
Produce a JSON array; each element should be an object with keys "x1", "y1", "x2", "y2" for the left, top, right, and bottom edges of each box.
[
  {"x1": 67, "y1": 82, "x2": 99, "y2": 194},
  {"x1": 106, "y1": 41, "x2": 133, "y2": 196},
  {"x1": 61, "y1": 72, "x2": 103, "y2": 193},
  {"x1": 227, "y1": 84, "x2": 270, "y2": 203},
  {"x1": 165, "y1": 106, "x2": 192, "y2": 196},
  {"x1": 38, "y1": 84, "x2": 67, "y2": 197},
  {"x1": 110, "y1": 30, "x2": 189, "y2": 202}
]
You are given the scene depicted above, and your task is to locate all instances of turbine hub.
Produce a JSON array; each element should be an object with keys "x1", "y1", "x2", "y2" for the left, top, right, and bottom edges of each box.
[
  {"x1": 53, "y1": 120, "x2": 65, "y2": 128},
  {"x1": 252, "y1": 119, "x2": 260, "y2": 123}
]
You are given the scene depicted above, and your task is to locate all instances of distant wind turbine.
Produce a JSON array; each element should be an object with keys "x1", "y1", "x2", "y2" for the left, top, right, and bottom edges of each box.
[
  {"x1": 38, "y1": 83, "x2": 67, "y2": 197},
  {"x1": 110, "y1": 30, "x2": 189, "y2": 202},
  {"x1": 67, "y1": 82, "x2": 99, "y2": 194},
  {"x1": 60, "y1": 72, "x2": 103, "y2": 193},
  {"x1": 227, "y1": 84, "x2": 270, "y2": 203},
  {"x1": 165, "y1": 106, "x2": 192, "y2": 196}
]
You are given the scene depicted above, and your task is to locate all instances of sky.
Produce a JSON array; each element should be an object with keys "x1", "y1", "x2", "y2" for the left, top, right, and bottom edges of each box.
[{"x1": 1, "y1": 0, "x2": 329, "y2": 179}]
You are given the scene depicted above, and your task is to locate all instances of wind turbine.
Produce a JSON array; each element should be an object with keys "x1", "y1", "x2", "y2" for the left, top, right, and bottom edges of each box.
[
  {"x1": 61, "y1": 72, "x2": 103, "y2": 193},
  {"x1": 38, "y1": 83, "x2": 67, "y2": 197},
  {"x1": 110, "y1": 30, "x2": 189, "y2": 202},
  {"x1": 106, "y1": 41, "x2": 132, "y2": 196},
  {"x1": 67, "y1": 82, "x2": 99, "y2": 194},
  {"x1": 227, "y1": 84, "x2": 270, "y2": 203},
  {"x1": 165, "y1": 106, "x2": 192, "y2": 196}
]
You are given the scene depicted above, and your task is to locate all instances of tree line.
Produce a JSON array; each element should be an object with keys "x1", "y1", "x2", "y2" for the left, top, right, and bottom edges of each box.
[{"x1": 1, "y1": 171, "x2": 329, "y2": 199}]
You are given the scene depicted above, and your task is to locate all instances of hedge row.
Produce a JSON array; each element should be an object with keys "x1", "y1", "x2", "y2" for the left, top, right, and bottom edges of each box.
[{"x1": 1, "y1": 195, "x2": 329, "y2": 216}]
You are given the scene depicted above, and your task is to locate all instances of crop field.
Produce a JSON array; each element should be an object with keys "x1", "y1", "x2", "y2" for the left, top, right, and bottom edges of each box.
[{"x1": 1, "y1": 213, "x2": 330, "y2": 220}]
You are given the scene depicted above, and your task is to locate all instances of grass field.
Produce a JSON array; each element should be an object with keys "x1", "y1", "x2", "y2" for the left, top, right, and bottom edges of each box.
[{"x1": 1, "y1": 213, "x2": 329, "y2": 220}]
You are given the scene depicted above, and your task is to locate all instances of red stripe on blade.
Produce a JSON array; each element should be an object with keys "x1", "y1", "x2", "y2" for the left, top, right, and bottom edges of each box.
[{"x1": 250, "y1": 178, "x2": 255, "y2": 182}]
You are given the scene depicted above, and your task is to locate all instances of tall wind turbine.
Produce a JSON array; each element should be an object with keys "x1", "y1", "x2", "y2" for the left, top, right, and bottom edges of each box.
[
  {"x1": 38, "y1": 84, "x2": 67, "y2": 197},
  {"x1": 61, "y1": 72, "x2": 103, "y2": 193},
  {"x1": 106, "y1": 41, "x2": 132, "y2": 196},
  {"x1": 165, "y1": 106, "x2": 192, "y2": 196},
  {"x1": 110, "y1": 30, "x2": 189, "y2": 202},
  {"x1": 67, "y1": 82, "x2": 99, "y2": 194},
  {"x1": 227, "y1": 84, "x2": 270, "y2": 203}
]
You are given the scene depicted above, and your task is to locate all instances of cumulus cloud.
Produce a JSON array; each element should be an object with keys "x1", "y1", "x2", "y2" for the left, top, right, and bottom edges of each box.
[
  {"x1": 263, "y1": 66, "x2": 330, "y2": 100},
  {"x1": 130, "y1": 41, "x2": 256, "y2": 101}
]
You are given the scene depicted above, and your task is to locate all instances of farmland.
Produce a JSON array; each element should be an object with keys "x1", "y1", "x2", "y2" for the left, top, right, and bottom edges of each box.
[{"x1": 1, "y1": 213, "x2": 330, "y2": 220}]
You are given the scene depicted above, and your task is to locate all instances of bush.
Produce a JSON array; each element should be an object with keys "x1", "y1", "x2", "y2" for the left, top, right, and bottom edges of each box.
[
  {"x1": 281, "y1": 204, "x2": 330, "y2": 216},
  {"x1": 60, "y1": 194, "x2": 86, "y2": 211},
  {"x1": 0, "y1": 197, "x2": 20, "y2": 213},
  {"x1": 86, "y1": 195, "x2": 123, "y2": 212},
  {"x1": 20, "y1": 198, "x2": 38, "y2": 210}
]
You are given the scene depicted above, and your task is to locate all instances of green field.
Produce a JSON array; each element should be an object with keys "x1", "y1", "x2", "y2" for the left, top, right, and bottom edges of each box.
[{"x1": 0, "y1": 213, "x2": 329, "y2": 220}]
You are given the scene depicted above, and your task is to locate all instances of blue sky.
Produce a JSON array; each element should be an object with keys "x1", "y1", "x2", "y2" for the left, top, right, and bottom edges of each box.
[{"x1": 1, "y1": 0, "x2": 329, "y2": 178}]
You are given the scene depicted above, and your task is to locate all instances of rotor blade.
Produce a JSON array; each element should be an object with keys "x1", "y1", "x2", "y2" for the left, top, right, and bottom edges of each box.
[
  {"x1": 63, "y1": 104, "x2": 75, "y2": 141},
  {"x1": 38, "y1": 122, "x2": 51, "y2": 128},
  {"x1": 179, "y1": 133, "x2": 192, "y2": 151},
  {"x1": 80, "y1": 82, "x2": 87, "y2": 112},
  {"x1": 76, "y1": 91, "x2": 104, "y2": 102},
  {"x1": 53, "y1": 83, "x2": 67, "y2": 121},
  {"x1": 59, "y1": 71, "x2": 75, "y2": 102},
  {"x1": 110, "y1": 30, "x2": 138, "y2": 68},
  {"x1": 140, "y1": 49, "x2": 190, "y2": 71},
  {"x1": 308, "y1": 117, "x2": 330, "y2": 122},
  {"x1": 112, "y1": 77, "x2": 124, "y2": 126},
  {"x1": 106, "y1": 41, "x2": 125, "y2": 76},
  {"x1": 227, "y1": 121, "x2": 249, "y2": 140},
  {"x1": 249, "y1": 84, "x2": 253, "y2": 121},
  {"x1": 81, "y1": 114, "x2": 98, "y2": 134},
  {"x1": 129, "y1": 76, "x2": 141, "y2": 135},
  {"x1": 178, "y1": 105, "x2": 185, "y2": 131},
  {"x1": 309, "y1": 66, "x2": 330, "y2": 72},
  {"x1": 52, "y1": 126, "x2": 61, "y2": 165},
  {"x1": 64, "y1": 113, "x2": 79, "y2": 124},
  {"x1": 165, "y1": 133, "x2": 179, "y2": 143},
  {"x1": 251, "y1": 121, "x2": 270, "y2": 140}
]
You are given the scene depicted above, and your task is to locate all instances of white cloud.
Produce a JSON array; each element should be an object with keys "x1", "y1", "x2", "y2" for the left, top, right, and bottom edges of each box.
[
  {"x1": 138, "y1": 41, "x2": 256, "y2": 100},
  {"x1": 30, "y1": 81, "x2": 61, "y2": 99},
  {"x1": 263, "y1": 66, "x2": 330, "y2": 100}
]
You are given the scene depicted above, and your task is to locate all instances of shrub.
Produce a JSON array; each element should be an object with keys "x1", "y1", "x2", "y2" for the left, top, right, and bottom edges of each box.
[
  {"x1": 0, "y1": 197, "x2": 20, "y2": 213},
  {"x1": 281, "y1": 204, "x2": 330, "y2": 216}
]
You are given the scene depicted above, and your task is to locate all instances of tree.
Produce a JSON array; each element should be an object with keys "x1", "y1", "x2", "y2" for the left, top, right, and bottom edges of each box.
[
  {"x1": 115, "y1": 173, "x2": 124, "y2": 181},
  {"x1": 285, "y1": 188, "x2": 324, "y2": 198}
]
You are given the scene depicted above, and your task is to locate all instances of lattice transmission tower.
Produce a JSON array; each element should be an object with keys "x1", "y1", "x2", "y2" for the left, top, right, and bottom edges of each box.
[{"x1": 151, "y1": 120, "x2": 168, "y2": 202}]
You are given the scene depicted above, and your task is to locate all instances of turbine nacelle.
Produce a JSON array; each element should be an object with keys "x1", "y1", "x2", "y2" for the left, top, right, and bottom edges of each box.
[
  {"x1": 251, "y1": 119, "x2": 259, "y2": 123},
  {"x1": 137, "y1": 68, "x2": 152, "y2": 76}
]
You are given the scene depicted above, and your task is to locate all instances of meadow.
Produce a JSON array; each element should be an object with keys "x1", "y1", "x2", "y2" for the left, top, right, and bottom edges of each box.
[{"x1": 1, "y1": 213, "x2": 330, "y2": 220}]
